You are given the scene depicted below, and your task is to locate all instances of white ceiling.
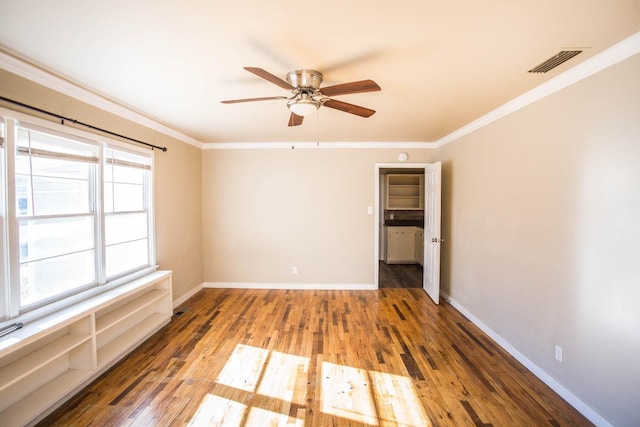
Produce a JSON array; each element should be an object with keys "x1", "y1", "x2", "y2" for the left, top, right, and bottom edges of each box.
[{"x1": 1, "y1": 1, "x2": 639, "y2": 144}]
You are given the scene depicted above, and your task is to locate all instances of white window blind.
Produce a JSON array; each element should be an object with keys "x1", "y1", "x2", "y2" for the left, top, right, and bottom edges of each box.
[
  {"x1": 16, "y1": 126, "x2": 99, "y2": 307},
  {"x1": 0, "y1": 113, "x2": 156, "y2": 321},
  {"x1": 104, "y1": 147, "x2": 152, "y2": 279}
]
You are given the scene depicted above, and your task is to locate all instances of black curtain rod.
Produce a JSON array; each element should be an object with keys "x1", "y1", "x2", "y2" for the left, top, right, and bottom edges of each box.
[{"x1": 0, "y1": 96, "x2": 167, "y2": 152}]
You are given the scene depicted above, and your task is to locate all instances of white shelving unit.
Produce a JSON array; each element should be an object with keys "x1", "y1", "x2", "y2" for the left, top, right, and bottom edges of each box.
[
  {"x1": 0, "y1": 270, "x2": 172, "y2": 427},
  {"x1": 95, "y1": 288, "x2": 169, "y2": 368},
  {"x1": 386, "y1": 174, "x2": 424, "y2": 210}
]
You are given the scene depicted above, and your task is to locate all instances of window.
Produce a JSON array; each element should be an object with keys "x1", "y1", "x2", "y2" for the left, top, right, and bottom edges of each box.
[
  {"x1": 104, "y1": 148, "x2": 152, "y2": 279},
  {"x1": 16, "y1": 126, "x2": 99, "y2": 307},
  {"x1": 0, "y1": 112, "x2": 155, "y2": 321}
]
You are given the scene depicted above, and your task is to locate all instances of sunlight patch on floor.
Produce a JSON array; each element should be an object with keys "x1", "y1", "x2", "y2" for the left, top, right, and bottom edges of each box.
[
  {"x1": 189, "y1": 395, "x2": 304, "y2": 427},
  {"x1": 321, "y1": 361, "x2": 378, "y2": 425},
  {"x1": 244, "y1": 406, "x2": 304, "y2": 427},
  {"x1": 190, "y1": 344, "x2": 429, "y2": 426},
  {"x1": 369, "y1": 370, "x2": 430, "y2": 426},
  {"x1": 216, "y1": 344, "x2": 269, "y2": 392},
  {"x1": 320, "y1": 362, "x2": 430, "y2": 426},
  {"x1": 257, "y1": 348, "x2": 310, "y2": 406},
  {"x1": 188, "y1": 394, "x2": 247, "y2": 426}
]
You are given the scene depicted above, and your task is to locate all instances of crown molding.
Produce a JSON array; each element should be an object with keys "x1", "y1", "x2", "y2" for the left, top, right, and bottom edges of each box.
[
  {"x1": 202, "y1": 141, "x2": 437, "y2": 150},
  {"x1": 205, "y1": 29, "x2": 639, "y2": 152},
  {"x1": 4, "y1": 30, "x2": 638, "y2": 152},
  {"x1": 435, "y1": 30, "x2": 640, "y2": 148},
  {"x1": 0, "y1": 50, "x2": 204, "y2": 149}
]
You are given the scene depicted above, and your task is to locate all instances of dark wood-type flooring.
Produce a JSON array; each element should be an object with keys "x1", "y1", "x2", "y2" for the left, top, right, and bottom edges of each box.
[
  {"x1": 379, "y1": 261, "x2": 423, "y2": 288},
  {"x1": 41, "y1": 288, "x2": 591, "y2": 426}
]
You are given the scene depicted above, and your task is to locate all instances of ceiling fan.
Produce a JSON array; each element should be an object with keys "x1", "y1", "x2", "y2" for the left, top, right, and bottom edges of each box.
[{"x1": 221, "y1": 67, "x2": 381, "y2": 126}]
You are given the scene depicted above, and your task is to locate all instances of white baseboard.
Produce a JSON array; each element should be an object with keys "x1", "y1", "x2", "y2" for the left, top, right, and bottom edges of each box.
[
  {"x1": 440, "y1": 290, "x2": 451, "y2": 303},
  {"x1": 172, "y1": 283, "x2": 204, "y2": 308},
  {"x1": 446, "y1": 297, "x2": 612, "y2": 427},
  {"x1": 203, "y1": 282, "x2": 377, "y2": 290}
]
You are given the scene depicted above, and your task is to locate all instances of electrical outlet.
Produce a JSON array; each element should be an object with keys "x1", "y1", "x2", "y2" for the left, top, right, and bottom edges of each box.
[
  {"x1": 555, "y1": 345, "x2": 563, "y2": 362},
  {"x1": 292, "y1": 266, "x2": 298, "y2": 275}
]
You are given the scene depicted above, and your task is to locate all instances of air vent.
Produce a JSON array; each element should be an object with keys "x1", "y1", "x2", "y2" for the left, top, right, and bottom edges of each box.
[{"x1": 528, "y1": 50, "x2": 582, "y2": 73}]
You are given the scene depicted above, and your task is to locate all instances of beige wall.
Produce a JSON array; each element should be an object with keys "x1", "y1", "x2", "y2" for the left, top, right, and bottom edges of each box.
[
  {"x1": 201, "y1": 148, "x2": 434, "y2": 285},
  {"x1": 0, "y1": 70, "x2": 204, "y2": 303},
  {"x1": 436, "y1": 53, "x2": 640, "y2": 426},
  {"x1": 4, "y1": 49, "x2": 639, "y2": 426}
]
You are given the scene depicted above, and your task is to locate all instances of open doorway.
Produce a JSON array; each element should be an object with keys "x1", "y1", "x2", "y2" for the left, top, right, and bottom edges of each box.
[
  {"x1": 376, "y1": 166, "x2": 426, "y2": 289},
  {"x1": 374, "y1": 162, "x2": 442, "y2": 302}
]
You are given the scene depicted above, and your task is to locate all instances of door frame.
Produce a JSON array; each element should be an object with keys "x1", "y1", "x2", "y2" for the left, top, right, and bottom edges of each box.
[{"x1": 374, "y1": 162, "x2": 431, "y2": 289}]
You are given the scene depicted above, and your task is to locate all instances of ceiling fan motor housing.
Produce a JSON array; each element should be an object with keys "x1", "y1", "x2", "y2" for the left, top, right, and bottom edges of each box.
[{"x1": 286, "y1": 70, "x2": 323, "y2": 90}]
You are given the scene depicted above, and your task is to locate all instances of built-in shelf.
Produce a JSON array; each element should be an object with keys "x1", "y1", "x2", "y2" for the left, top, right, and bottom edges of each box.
[
  {"x1": 96, "y1": 289, "x2": 168, "y2": 333},
  {"x1": 0, "y1": 332, "x2": 92, "y2": 391},
  {"x1": 0, "y1": 270, "x2": 172, "y2": 427},
  {"x1": 0, "y1": 369, "x2": 92, "y2": 427},
  {"x1": 386, "y1": 174, "x2": 424, "y2": 210},
  {"x1": 97, "y1": 313, "x2": 168, "y2": 368}
]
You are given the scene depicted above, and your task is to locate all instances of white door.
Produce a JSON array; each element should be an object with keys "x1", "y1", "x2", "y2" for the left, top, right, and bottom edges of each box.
[{"x1": 423, "y1": 162, "x2": 442, "y2": 304}]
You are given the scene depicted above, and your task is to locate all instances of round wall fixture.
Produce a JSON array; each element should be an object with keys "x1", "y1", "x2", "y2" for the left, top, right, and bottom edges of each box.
[{"x1": 398, "y1": 152, "x2": 408, "y2": 161}]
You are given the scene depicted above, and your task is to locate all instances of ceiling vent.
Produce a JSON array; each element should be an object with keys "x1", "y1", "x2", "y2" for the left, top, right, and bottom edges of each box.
[{"x1": 528, "y1": 50, "x2": 582, "y2": 73}]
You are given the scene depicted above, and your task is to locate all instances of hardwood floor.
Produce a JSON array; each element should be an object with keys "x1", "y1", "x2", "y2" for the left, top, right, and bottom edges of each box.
[
  {"x1": 379, "y1": 261, "x2": 423, "y2": 288},
  {"x1": 41, "y1": 288, "x2": 590, "y2": 426}
]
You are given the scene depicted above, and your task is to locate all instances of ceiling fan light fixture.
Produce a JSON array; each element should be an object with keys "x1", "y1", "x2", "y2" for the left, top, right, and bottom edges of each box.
[{"x1": 287, "y1": 97, "x2": 319, "y2": 117}]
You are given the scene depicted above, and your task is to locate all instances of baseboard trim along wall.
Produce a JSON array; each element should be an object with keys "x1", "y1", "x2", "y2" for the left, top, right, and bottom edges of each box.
[
  {"x1": 172, "y1": 283, "x2": 205, "y2": 309},
  {"x1": 444, "y1": 295, "x2": 613, "y2": 427},
  {"x1": 203, "y1": 282, "x2": 377, "y2": 290}
]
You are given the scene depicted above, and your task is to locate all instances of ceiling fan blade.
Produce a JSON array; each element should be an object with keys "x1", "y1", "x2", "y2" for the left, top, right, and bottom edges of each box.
[
  {"x1": 323, "y1": 99, "x2": 376, "y2": 118},
  {"x1": 288, "y1": 113, "x2": 304, "y2": 126},
  {"x1": 244, "y1": 67, "x2": 295, "y2": 90},
  {"x1": 221, "y1": 96, "x2": 287, "y2": 104},
  {"x1": 320, "y1": 80, "x2": 381, "y2": 97}
]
